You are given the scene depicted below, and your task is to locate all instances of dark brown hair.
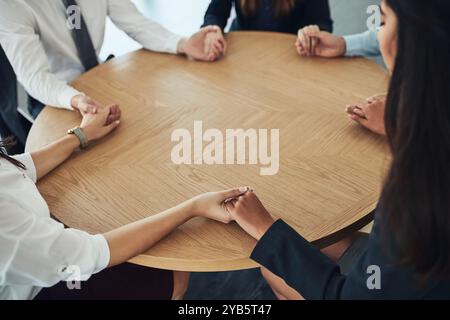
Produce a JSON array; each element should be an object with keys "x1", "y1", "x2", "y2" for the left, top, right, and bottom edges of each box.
[
  {"x1": 381, "y1": 0, "x2": 450, "y2": 280},
  {"x1": 240, "y1": 0, "x2": 296, "y2": 17},
  {"x1": 0, "y1": 137, "x2": 26, "y2": 169}
]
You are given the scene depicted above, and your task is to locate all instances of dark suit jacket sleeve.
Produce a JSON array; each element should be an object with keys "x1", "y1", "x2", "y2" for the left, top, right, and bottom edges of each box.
[
  {"x1": 202, "y1": 0, "x2": 233, "y2": 30},
  {"x1": 251, "y1": 219, "x2": 448, "y2": 299},
  {"x1": 251, "y1": 219, "x2": 345, "y2": 299},
  {"x1": 0, "y1": 45, "x2": 29, "y2": 146},
  {"x1": 297, "y1": 0, "x2": 333, "y2": 32}
]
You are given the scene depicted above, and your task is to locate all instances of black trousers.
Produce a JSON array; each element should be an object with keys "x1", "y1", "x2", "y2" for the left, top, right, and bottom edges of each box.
[{"x1": 34, "y1": 263, "x2": 173, "y2": 300}]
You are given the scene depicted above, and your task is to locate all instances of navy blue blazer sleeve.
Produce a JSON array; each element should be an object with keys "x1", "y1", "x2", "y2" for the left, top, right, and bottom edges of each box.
[
  {"x1": 251, "y1": 220, "x2": 344, "y2": 300},
  {"x1": 250, "y1": 219, "x2": 449, "y2": 299},
  {"x1": 298, "y1": 0, "x2": 333, "y2": 32},
  {"x1": 202, "y1": 0, "x2": 233, "y2": 30}
]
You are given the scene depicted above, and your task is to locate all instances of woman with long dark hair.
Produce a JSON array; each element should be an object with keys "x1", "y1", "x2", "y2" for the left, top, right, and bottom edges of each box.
[
  {"x1": 223, "y1": 0, "x2": 450, "y2": 299},
  {"x1": 0, "y1": 106, "x2": 247, "y2": 300},
  {"x1": 201, "y1": 0, "x2": 332, "y2": 58}
]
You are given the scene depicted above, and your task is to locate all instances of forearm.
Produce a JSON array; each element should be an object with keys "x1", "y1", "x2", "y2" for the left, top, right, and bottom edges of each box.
[
  {"x1": 104, "y1": 200, "x2": 194, "y2": 267},
  {"x1": 251, "y1": 220, "x2": 341, "y2": 299},
  {"x1": 0, "y1": 14, "x2": 80, "y2": 109},
  {"x1": 302, "y1": 0, "x2": 333, "y2": 33},
  {"x1": 24, "y1": 75, "x2": 80, "y2": 110},
  {"x1": 202, "y1": 0, "x2": 232, "y2": 30},
  {"x1": 108, "y1": 0, "x2": 183, "y2": 54},
  {"x1": 30, "y1": 134, "x2": 80, "y2": 180}
]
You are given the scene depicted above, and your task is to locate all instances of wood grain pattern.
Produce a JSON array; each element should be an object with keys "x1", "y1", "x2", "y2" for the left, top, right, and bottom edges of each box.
[{"x1": 26, "y1": 32, "x2": 390, "y2": 272}]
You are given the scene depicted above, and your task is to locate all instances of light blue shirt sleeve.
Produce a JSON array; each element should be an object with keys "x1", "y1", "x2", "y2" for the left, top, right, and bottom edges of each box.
[{"x1": 344, "y1": 29, "x2": 380, "y2": 57}]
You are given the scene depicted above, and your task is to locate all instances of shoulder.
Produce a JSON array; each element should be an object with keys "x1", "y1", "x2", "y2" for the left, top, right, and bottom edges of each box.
[{"x1": 0, "y1": 0, "x2": 28, "y2": 14}]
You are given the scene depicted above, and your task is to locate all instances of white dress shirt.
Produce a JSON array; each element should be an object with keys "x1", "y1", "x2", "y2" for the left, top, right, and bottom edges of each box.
[
  {"x1": 0, "y1": 153, "x2": 110, "y2": 300},
  {"x1": 0, "y1": 0, "x2": 183, "y2": 110}
]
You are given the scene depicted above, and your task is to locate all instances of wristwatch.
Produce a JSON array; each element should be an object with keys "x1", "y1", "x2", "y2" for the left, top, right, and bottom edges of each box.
[{"x1": 67, "y1": 127, "x2": 88, "y2": 149}]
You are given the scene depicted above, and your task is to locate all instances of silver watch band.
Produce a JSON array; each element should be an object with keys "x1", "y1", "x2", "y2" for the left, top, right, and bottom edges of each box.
[{"x1": 68, "y1": 127, "x2": 88, "y2": 149}]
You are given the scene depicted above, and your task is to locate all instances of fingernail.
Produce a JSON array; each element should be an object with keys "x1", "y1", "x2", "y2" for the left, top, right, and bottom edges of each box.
[
  {"x1": 239, "y1": 187, "x2": 248, "y2": 193},
  {"x1": 116, "y1": 120, "x2": 121, "y2": 124}
]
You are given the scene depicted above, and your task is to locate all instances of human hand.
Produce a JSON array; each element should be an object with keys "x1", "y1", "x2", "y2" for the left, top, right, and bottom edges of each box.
[
  {"x1": 225, "y1": 190, "x2": 275, "y2": 240},
  {"x1": 204, "y1": 27, "x2": 227, "y2": 59},
  {"x1": 346, "y1": 94, "x2": 387, "y2": 136},
  {"x1": 71, "y1": 94, "x2": 104, "y2": 115},
  {"x1": 296, "y1": 25, "x2": 346, "y2": 58},
  {"x1": 178, "y1": 26, "x2": 225, "y2": 62},
  {"x1": 79, "y1": 104, "x2": 122, "y2": 143},
  {"x1": 191, "y1": 187, "x2": 249, "y2": 223},
  {"x1": 261, "y1": 267, "x2": 304, "y2": 300}
]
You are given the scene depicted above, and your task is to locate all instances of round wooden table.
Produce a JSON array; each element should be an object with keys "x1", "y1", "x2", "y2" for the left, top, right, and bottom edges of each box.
[{"x1": 26, "y1": 32, "x2": 389, "y2": 272}]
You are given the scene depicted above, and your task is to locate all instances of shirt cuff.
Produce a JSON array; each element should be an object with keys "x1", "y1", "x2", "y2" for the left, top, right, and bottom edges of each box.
[
  {"x1": 344, "y1": 30, "x2": 380, "y2": 57},
  {"x1": 57, "y1": 86, "x2": 83, "y2": 111},
  {"x1": 12, "y1": 153, "x2": 37, "y2": 183},
  {"x1": 251, "y1": 219, "x2": 288, "y2": 263},
  {"x1": 343, "y1": 34, "x2": 362, "y2": 57},
  {"x1": 91, "y1": 234, "x2": 111, "y2": 274},
  {"x1": 169, "y1": 34, "x2": 185, "y2": 54}
]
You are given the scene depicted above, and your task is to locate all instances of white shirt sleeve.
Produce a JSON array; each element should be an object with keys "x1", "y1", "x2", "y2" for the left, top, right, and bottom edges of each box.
[
  {"x1": 0, "y1": 1, "x2": 81, "y2": 110},
  {"x1": 107, "y1": 0, "x2": 184, "y2": 54},
  {"x1": 11, "y1": 153, "x2": 37, "y2": 183},
  {"x1": 0, "y1": 198, "x2": 110, "y2": 288}
]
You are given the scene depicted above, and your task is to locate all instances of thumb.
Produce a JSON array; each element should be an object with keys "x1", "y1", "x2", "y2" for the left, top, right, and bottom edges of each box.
[{"x1": 220, "y1": 187, "x2": 249, "y2": 201}]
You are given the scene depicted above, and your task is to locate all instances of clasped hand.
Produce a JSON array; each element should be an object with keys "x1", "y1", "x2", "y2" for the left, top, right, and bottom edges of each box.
[
  {"x1": 71, "y1": 94, "x2": 123, "y2": 144},
  {"x1": 192, "y1": 187, "x2": 276, "y2": 241},
  {"x1": 178, "y1": 25, "x2": 227, "y2": 62}
]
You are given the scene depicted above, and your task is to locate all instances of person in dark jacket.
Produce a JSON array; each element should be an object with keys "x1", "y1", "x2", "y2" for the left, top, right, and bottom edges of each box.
[
  {"x1": 223, "y1": 0, "x2": 450, "y2": 299},
  {"x1": 0, "y1": 46, "x2": 31, "y2": 154},
  {"x1": 201, "y1": 0, "x2": 333, "y2": 58}
]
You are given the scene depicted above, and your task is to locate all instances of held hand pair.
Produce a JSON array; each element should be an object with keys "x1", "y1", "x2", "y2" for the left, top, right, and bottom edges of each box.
[
  {"x1": 178, "y1": 25, "x2": 226, "y2": 62},
  {"x1": 224, "y1": 188, "x2": 276, "y2": 241},
  {"x1": 295, "y1": 24, "x2": 346, "y2": 58},
  {"x1": 67, "y1": 100, "x2": 122, "y2": 149},
  {"x1": 193, "y1": 186, "x2": 275, "y2": 241}
]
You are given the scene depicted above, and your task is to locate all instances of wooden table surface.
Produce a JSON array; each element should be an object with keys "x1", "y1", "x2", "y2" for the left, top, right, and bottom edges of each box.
[{"x1": 26, "y1": 32, "x2": 389, "y2": 272}]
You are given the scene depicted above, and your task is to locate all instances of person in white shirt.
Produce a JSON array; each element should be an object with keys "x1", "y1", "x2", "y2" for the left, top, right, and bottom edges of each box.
[
  {"x1": 0, "y1": 104, "x2": 247, "y2": 300},
  {"x1": 294, "y1": 25, "x2": 387, "y2": 136},
  {"x1": 0, "y1": 0, "x2": 226, "y2": 118}
]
